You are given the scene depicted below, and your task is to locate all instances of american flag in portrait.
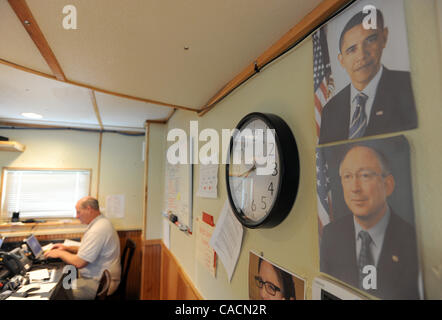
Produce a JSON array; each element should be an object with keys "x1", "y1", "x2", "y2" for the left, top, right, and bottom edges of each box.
[
  {"x1": 316, "y1": 148, "x2": 333, "y2": 237},
  {"x1": 313, "y1": 27, "x2": 335, "y2": 138}
]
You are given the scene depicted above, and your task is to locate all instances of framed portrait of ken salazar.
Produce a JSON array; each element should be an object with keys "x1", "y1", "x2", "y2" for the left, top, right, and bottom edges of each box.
[
  {"x1": 313, "y1": 0, "x2": 418, "y2": 145},
  {"x1": 316, "y1": 135, "x2": 423, "y2": 300}
]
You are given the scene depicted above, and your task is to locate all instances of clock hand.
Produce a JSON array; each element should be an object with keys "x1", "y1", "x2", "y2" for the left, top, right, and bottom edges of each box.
[{"x1": 229, "y1": 164, "x2": 256, "y2": 178}]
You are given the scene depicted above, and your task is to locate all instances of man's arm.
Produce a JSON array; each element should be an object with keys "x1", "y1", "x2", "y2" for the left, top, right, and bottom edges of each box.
[
  {"x1": 50, "y1": 243, "x2": 79, "y2": 254},
  {"x1": 44, "y1": 249, "x2": 88, "y2": 269}
]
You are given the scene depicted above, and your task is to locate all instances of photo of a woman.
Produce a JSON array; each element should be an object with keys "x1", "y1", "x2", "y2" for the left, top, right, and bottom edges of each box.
[{"x1": 249, "y1": 252, "x2": 305, "y2": 300}]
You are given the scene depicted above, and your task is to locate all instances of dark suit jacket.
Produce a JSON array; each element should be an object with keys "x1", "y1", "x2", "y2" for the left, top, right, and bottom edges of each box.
[
  {"x1": 318, "y1": 67, "x2": 417, "y2": 144},
  {"x1": 320, "y1": 211, "x2": 421, "y2": 299}
]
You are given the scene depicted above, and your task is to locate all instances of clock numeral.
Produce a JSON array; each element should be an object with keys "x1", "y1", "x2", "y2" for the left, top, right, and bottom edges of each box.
[
  {"x1": 272, "y1": 162, "x2": 278, "y2": 176},
  {"x1": 268, "y1": 182, "x2": 274, "y2": 196},
  {"x1": 261, "y1": 196, "x2": 267, "y2": 210},
  {"x1": 251, "y1": 200, "x2": 256, "y2": 212},
  {"x1": 268, "y1": 142, "x2": 275, "y2": 156}
]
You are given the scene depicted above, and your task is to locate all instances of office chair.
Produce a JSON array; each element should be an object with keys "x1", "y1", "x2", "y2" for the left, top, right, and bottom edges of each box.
[
  {"x1": 95, "y1": 269, "x2": 111, "y2": 300},
  {"x1": 110, "y1": 238, "x2": 136, "y2": 300}
]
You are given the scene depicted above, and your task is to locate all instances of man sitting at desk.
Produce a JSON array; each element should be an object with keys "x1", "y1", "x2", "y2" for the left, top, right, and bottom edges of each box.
[{"x1": 45, "y1": 196, "x2": 121, "y2": 300}]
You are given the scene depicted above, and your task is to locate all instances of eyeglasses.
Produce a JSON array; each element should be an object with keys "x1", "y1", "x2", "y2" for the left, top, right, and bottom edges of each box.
[
  {"x1": 340, "y1": 169, "x2": 387, "y2": 184},
  {"x1": 255, "y1": 276, "x2": 281, "y2": 296}
]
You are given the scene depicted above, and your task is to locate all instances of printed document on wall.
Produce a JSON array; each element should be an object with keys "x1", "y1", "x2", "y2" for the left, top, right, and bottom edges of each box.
[
  {"x1": 209, "y1": 200, "x2": 243, "y2": 282},
  {"x1": 197, "y1": 162, "x2": 218, "y2": 199},
  {"x1": 196, "y1": 215, "x2": 217, "y2": 277},
  {"x1": 105, "y1": 194, "x2": 125, "y2": 218}
]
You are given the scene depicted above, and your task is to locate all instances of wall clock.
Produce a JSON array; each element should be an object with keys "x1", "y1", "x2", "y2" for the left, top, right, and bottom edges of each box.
[{"x1": 225, "y1": 112, "x2": 300, "y2": 228}]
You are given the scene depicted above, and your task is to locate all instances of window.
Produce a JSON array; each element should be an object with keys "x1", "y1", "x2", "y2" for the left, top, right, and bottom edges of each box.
[{"x1": 1, "y1": 168, "x2": 91, "y2": 219}]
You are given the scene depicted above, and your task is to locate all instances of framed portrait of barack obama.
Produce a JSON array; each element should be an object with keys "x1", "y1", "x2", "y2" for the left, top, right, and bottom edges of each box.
[
  {"x1": 316, "y1": 135, "x2": 423, "y2": 300},
  {"x1": 313, "y1": 0, "x2": 418, "y2": 145}
]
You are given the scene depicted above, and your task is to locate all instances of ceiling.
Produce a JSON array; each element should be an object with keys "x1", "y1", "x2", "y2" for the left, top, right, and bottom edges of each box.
[{"x1": 0, "y1": 0, "x2": 322, "y2": 132}]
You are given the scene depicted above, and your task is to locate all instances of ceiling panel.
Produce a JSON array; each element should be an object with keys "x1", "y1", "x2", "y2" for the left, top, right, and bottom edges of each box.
[
  {"x1": 0, "y1": 0, "x2": 52, "y2": 74},
  {"x1": 25, "y1": 0, "x2": 322, "y2": 108},
  {"x1": 0, "y1": 64, "x2": 97, "y2": 128},
  {"x1": 95, "y1": 92, "x2": 172, "y2": 131}
]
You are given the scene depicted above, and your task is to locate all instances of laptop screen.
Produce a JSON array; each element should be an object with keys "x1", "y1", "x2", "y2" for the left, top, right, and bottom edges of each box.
[
  {"x1": 26, "y1": 235, "x2": 43, "y2": 258},
  {"x1": 0, "y1": 237, "x2": 4, "y2": 249}
]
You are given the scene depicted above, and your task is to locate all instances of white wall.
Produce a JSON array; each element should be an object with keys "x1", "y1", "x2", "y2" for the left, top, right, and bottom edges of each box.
[{"x1": 0, "y1": 128, "x2": 145, "y2": 230}]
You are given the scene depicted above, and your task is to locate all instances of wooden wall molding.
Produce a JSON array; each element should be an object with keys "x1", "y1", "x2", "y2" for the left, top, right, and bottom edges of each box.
[
  {"x1": 140, "y1": 239, "x2": 203, "y2": 300},
  {"x1": 160, "y1": 241, "x2": 203, "y2": 300},
  {"x1": 140, "y1": 239, "x2": 162, "y2": 300}
]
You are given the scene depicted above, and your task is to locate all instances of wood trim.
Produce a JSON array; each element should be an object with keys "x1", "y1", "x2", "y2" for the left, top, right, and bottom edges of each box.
[
  {"x1": 0, "y1": 58, "x2": 57, "y2": 80},
  {"x1": 0, "y1": 58, "x2": 199, "y2": 113},
  {"x1": 90, "y1": 90, "x2": 104, "y2": 130},
  {"x1": 145, "y1": 119, "x2": 167, "y2": 125},
  {"x1": 142, "y1": 123, "x2": 150, "y2": 240},
  {"x1": 160, "y1": 241, "x2": 203, "y2": 300},
  {"x1": 140, "y1": 239, "x2": 162, "y2": 299},
  {"x1": 140, "y1": 240, "x2": 203, "y2": 300},
  {"x1": 166, "y1": 108, "x2": 176, "y2": 122},
  {"x1": 1, "y1": 167, "x2": 92, "y2": 171},
  {"x1": 144, "y1": 107, "x2": 176, "y2": 124},
  {"x1": 8, "y1": 0, "x2": 66, "y2": 81},
  {"x1": 0, "y1": 220, "x2": 82, "y2": 230},
  {"x1": 198, "y1": 0, "x2": 354, "y2": 116},
  {"x1": 2, "y1": 232, "x2": 84, "y2": 244},
  {"x1": 96, "y1": 132, "x2": 103, "y2": 198},
  {"x1": 68, "y1": 79, "x2": 199, "y2": 113},
  {"x1": 0, "y1": 141, "x2": 26, "y2": 152}
]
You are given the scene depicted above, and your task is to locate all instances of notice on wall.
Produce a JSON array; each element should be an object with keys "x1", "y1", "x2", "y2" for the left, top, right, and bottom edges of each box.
[
  {"x1": 197, "y1": 162, "x2": 218, "y2": 199},
  {"x1": 209, "y1": 201, "x2": 244, "y2": 282},
  {"x1": 196, "y1": 213, "x2": 217, "y2": 277},
  {"x1": 105, "y1": 194, "x2": 125, "y2": 218}
]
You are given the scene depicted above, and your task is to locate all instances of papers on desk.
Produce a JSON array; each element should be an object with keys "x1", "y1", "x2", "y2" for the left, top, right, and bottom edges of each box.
[
  {"x1": 7, "y1": 283, "x2": 57, "y2": 300},
  {"x1": 63, "y1": 239, "x2": 81, "y2": 247},
  {"x1": 42, "y1": 243, "x2": 54, "y2": 252},
  {"x1": 28, "y1": 268, "x2": 50, "y2": 281}
]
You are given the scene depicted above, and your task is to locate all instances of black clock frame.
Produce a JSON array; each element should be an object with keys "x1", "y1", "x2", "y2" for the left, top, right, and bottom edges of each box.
[{"x1": 225, "y1": 112, "x2": 300, "y2": 228}]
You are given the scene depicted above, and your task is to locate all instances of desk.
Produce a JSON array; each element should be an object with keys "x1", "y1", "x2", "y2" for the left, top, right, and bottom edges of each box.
[{"x1": 6, "y1": 262, "x2": 66, "y2": 300}]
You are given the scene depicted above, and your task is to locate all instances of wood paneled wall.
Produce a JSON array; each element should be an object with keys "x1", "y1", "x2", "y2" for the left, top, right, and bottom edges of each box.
[
  {"x1": 3, "y1": 233, "x2": 84, "y2": 243},
  {"x1": 140, "y1": 239, "x2": 162, "y2": 299},
  {"x1": 140, "y1": 239, "x2": 202, "y2": 300}
]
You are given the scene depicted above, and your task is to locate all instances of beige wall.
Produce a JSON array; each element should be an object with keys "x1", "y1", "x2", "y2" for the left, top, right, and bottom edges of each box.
[
  {"x1": 0, "y1": 128, "x2": 145, "y2": 231},
  {"x1": 145, "y1": 123, "x2": 167, "y2": 239},
  {"x1": 146, "y1": 0, "x2": 442, "y2": 299}
]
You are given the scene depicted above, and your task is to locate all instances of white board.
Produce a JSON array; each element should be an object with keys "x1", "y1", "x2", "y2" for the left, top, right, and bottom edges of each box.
[{"x1": 163, "y1": 137, "x2": 193, "y2": 232}]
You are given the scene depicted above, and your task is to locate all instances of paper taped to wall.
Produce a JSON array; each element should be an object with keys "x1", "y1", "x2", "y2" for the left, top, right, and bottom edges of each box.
[{"x1": 209, "y1": 201, "x2": 243, "y2": 282}]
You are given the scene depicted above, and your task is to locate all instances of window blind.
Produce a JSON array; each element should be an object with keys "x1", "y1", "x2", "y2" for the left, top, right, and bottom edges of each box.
[{"x1": 1, "y1": 169, "x2": 90, "y2": 219}]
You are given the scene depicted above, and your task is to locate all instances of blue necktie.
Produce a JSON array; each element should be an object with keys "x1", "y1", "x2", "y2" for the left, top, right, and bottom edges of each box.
[
  {"x1": 349, "y1": 93, "x2": 368, "y2": 139},
  {"x1": 358, "y1": 230, "x2": 374, "y2": 289}
]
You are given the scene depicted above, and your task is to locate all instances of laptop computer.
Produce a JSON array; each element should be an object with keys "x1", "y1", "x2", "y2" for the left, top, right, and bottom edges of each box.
[
  {"x1": 24, "y1": 235, "x2": 60, "y2": 263},
  {"x1": 0, "y1": 236, "x2": 4, "y2": 250}
]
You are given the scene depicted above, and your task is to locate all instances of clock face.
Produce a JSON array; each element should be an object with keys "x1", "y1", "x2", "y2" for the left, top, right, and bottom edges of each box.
[
  {"x1": 227, "y1": 118, "x2": 281, "y2": 224},
  {"x1": 226, "y1": 112, "x2": 300, "y2": 229}
]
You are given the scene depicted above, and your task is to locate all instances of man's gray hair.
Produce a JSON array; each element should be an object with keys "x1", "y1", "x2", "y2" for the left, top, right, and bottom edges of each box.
[
  {"x1": 80, "y1": 196, "x2": 100, "y2": 211},
  {"x1": 339, "y1": 144, "x2": 392, "y2": 176}
]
